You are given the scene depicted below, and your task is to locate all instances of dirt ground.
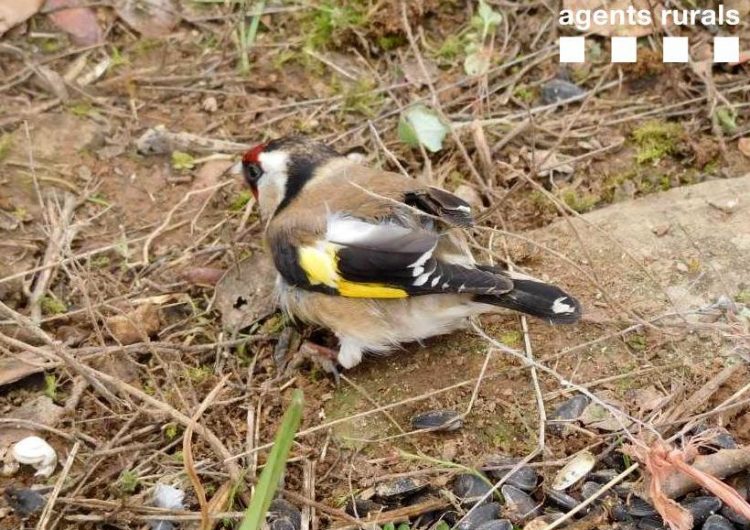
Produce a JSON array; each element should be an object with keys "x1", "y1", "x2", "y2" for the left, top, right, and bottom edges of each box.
[{"x1": 1, "y1": 1, "x2": 749, "y2": 529}]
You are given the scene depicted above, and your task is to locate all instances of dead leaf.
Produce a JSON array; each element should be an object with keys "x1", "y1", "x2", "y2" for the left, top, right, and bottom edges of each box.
[
  {"x1": 738, "y1": 138, "x2": 750, "y2": 158},
  {"x1": 214, "y1": 253, "x2": 276, "y2": 332},
  {"x1": 561, "y1": 0, "x2": 668, "y2": 37},
  {"x1": 0, "y1": 0, "x2": 44, "y2": 35},
  {"x1": 115, "y1": 0, "x2": 179, "y2": 37},
  {"x1": 523, "y1": 148, "x2": 574, "y2": 177},
  {"x1": 106, "y1": 303, "x2": 162, "y2": 345},
  {"x1": 181, "y1": 267, "x2": 225, "y2": 286},
  {"x1": 629, "y1": 385, "x2": 669, "y2": 413},
  {"x1": 0, "y1": 351, "x2": 52, "y2": 387},
  {"x1": 44, "y1": 0, "x2": 102, "y2": 46}
]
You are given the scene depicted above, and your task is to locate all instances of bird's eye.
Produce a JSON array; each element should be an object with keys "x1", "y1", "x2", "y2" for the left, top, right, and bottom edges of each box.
[{"x1": 243, "y1": 162, "x2": 263, "y2": 185}]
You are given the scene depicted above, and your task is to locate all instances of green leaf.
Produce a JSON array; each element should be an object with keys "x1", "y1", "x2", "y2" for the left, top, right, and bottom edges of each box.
[
  {"x1": 396, "y1": 524, "x2": 411, "y2": 530},
  {"x1": 238, "y1": 389, "x2": 304, "y2": 530},
  {"x1": 382, "y1": 524, "x2": 395, "y2": 530},
  {"x1": 171, "y1": 151, "x2": 196, "y2": 171},
  {"x1": 716, "y1": 107, "x2": 737, "y2": 134},
  {"x1": 434, "y1": 522, "x2": 451, "y2": 530},
  {"x1": 398, "y1": 104, "x2": 449, "y2": 153},
  {"x1": 478, "y1": 0, "x2": 502, "y2": 28}
]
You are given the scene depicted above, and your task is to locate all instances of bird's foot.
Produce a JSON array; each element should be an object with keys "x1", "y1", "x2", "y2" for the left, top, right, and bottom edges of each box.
[{"x1": 294, "y1": 341, "x2": 341, "y2": 384}]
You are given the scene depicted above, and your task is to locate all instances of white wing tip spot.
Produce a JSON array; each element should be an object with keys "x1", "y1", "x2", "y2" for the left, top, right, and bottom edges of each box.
[{"x1": 552, "y1": 297, "x2": 576, "y2": 314}]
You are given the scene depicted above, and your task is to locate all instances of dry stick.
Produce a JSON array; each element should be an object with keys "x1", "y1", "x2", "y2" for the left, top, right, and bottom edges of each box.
[
  {"x1": 37, "y1": 441, "x2": 81, "y2": 530},
  {"x1": 28, "y1": 193, "x2": 80, "y2": 324},
  {"x1": 183, "y1": 375, "x2": 230, "y2": 530},
  {"x1": 301, "y1": 459, "x2": 316, "y2": 530}
]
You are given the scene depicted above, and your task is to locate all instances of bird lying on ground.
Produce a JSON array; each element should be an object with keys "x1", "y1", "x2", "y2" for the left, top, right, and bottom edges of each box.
[{"x1": 241, "y1": 136, "x2": 581, "y2": 373}]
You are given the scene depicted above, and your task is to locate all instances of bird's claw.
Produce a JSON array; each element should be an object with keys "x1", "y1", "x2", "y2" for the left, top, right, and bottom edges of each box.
[{"x1": 296, "y1": 341, "x2": 341, "y2": 385}]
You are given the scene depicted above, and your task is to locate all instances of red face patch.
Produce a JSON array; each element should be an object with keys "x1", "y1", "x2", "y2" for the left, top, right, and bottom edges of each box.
[{"x1": 242, "y1": 143, "x2": 266, "y2": 164}]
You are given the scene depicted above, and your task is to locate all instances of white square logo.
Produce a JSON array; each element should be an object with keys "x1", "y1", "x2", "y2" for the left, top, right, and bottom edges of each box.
[
  {"x1": 611, "y1": 36, "x2": 637, "y2": 63},
  {"x1": 714, "y1": 36, "x2": 739, "y2": 63},
  {"x1": 559, "y1": 36, "x2": 585, "y2": 63},
  {"x1": 663, "y1": 36, "x2": 689, "y2": 63}
]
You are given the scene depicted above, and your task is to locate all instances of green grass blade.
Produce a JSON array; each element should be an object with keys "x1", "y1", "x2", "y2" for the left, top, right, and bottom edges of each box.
[{"x1": 238, "y1": 389, "x2": 304, "y2": 530}]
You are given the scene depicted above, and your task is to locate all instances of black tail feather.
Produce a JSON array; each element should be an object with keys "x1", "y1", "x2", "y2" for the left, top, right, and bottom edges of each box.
[{"x1": 474, "y1": 278, "x2": 582, "y2": 324}]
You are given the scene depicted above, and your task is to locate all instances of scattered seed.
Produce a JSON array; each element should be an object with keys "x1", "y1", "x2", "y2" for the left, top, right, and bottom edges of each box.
[
  {"x1": 411, "y1": 409, "x2": 463, "y2": 432},
  {"x1": 551, "y1": 451, "x2": 596, "y2": 490}
]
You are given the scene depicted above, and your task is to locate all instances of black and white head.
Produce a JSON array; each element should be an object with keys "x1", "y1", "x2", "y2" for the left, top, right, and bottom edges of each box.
[{"x1": 241, "y1": 136, "x2": 365, "y2": 218}]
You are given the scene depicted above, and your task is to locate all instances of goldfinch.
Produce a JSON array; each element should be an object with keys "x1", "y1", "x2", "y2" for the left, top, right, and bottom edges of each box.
[{"x1": 242, "y1": 136, "x2": 581, "y2": 370}]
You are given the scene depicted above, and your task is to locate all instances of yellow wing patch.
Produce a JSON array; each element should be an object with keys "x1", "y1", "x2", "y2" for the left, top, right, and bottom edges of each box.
[
  {"x1": 297, "y1": 243, "x2": 408, "y2": 299},
  {"x1": 337, "y1": 280, "x2": 407, "y2": 298},
  {"x1": 298, "y1": 244, "x2": 339, "y2": 287}
]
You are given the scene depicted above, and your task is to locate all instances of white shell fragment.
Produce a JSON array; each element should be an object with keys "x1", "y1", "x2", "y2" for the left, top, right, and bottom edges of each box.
[
  {"x1": 150, "y1": 484, "x2": 186, "y2": 530},
  {"x1": 11, "y1": 436, "x2": 58, "y2": 478},
  {"x1": 551, "y1": 451, "x2": 596, "y2": 491}
]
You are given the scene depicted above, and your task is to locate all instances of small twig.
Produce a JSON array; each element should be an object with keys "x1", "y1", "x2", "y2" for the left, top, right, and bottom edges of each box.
[{"x1": 37, "y1": 441, "x2": 81, "y2": 530}]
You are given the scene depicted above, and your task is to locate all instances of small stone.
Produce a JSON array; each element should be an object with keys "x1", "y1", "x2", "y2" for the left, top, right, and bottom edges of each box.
[
  {"x1": 456, "y1": 502, "x2": 501, "y2": 530},
  {"x1": 476, "y1": 520, "x2": 512, "y2": 530},
  {"x1": 202, "y1": 96, "x2": 219, "y2": 113},
  {"x1": 453, "y1": 473, "x2": 493, "y2": 506},
  {"x1": 411, "y1": 409, "x2": 463, "y2": 432},
  {"x1": 652, "y1": 223, "x2": 671, "y2": 237},
  {"x1": 703, "y1": 514, "x2": 738, "y2": 530},
  {"x1": 682, "y1": 496, "x2": 722, "y2": 527},
  {"x1": 541, "y1": 79, "x2": 585, "y2": 105},
  {"x1": 374, "y1": 478, "x2": 426, "y2": 500},
  {"x1": 483, "y1": 456, "x2": 538, "y2": 491},
  {"x1": 501, "y1": 485, "x2": 541, "y2": 523}
]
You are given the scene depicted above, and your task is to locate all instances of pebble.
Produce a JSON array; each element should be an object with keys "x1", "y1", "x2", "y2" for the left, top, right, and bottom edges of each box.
[
  {"x1": 374, "y1": 478, "x2": 426, "y2": 500},
  {"x1": 453, "y1": 473, "x2": 493, "y2": 505},
  {"x1": 483, "y1": 456, "x2": 538, "y2": 491},
  {"x1": 541, "y1": 79, "x2": 586, "y2": 105},
  {"x1": 411, "y1": 409, "x2": 463, "y2": 432},
  {"x1": 682, "y1": 496, "x2": 723, "y2": 526},
  {"x1": 456, "y1": 502, "x2": 501, "y2": 530},
  {"x1": 703, "y1": 514, "x2": 738, "y2": 530},
  {"x1": 501, "y1": 485, "x2": 541, "y2": 523}
]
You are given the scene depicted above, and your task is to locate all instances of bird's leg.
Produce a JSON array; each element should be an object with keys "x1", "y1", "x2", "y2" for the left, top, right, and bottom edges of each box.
[{"x1": 295, "y1": 340, "x2": 341, "y2": 384}]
